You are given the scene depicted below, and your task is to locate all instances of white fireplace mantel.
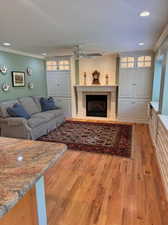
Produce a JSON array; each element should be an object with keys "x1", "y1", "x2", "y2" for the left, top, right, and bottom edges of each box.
[
  {"x1": 74, "y1": 85, "x2": 118, "y2": 92},
  {"x1": 74, "y1": 85, "x2": 118, "y2": 119}
]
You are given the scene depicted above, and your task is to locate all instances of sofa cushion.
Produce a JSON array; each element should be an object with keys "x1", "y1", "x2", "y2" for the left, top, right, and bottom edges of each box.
[
  {"x1": 32, "y1": 109, "x2": 63, "y2": 121},
  {"x1": 18, "y1": 97, "x2": 40, "y2": 115},
  {"x1": 32, "y1": 111, "x2": 55, "y2": 121},
  {"x1": 28, "y1": 117, "x2": 47, "y2": 128},
  {"x1": 40, "y1": 97, "x2": 58, "y2": 112},
  {"x1": 51, "y1": 109, "x2": 64, "y2": 117},
  {"x1": 0, "y1": 100, "x2": 19, "y2": 118},
  {"x1": 7, "y1": 103, "x2": 31, "y2": 119}
]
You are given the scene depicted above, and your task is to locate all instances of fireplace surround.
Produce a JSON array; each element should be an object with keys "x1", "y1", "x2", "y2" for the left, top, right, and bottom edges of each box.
[{"x1": 74, "y1": 85, "x2": 117, "y2": 119}]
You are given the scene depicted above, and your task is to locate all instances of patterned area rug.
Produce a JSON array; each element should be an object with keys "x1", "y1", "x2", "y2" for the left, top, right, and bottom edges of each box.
[{"x1": 38, "y1": 121, "x2": 133, "y2": 158}]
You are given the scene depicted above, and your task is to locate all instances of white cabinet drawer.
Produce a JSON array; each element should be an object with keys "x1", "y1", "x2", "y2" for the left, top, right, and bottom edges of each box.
[{"x1": 118, "y1": 98, "x2": 149, "y2": 122}]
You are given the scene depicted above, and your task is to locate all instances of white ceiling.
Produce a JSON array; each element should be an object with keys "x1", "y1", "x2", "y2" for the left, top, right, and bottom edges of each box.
[{"x1": 0, "y1": 0, "x2": 168, "y2": 56}]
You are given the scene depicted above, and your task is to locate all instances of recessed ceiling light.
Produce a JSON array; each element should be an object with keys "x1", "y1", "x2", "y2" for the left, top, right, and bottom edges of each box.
[
  {"x1": 2, "y1": 42, "x2": 11, "y2": 47},
  {"x1": 42, "y1": 53, "x2": 47, "y2": 56},
  {"x1": 140, "y1": 11, "x2": 150, "y2": 17},
  {"x1": 138, "y1": 42, "x2": 144, "y2": 46}
]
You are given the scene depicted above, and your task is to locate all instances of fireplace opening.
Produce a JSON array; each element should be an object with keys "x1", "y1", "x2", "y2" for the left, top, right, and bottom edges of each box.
[{"x1": 86, "y1": 95, "x2": 107, "y2": 117}]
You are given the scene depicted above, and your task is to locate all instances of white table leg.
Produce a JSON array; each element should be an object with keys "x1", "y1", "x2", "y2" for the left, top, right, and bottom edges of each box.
[{"x1": 35, "y1": 176, "x2": 48, "y2": 225}]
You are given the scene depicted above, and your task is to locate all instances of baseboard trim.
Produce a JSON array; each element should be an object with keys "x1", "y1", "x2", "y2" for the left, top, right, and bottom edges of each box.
[{"x1": 117, "y1": 118, "x2": 149, "y2": 124}]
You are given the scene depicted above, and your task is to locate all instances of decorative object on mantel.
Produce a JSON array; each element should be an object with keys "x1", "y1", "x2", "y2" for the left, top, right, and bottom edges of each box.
[
  {"x1": 12, "y1": 71, "x2": 25, "y2": 87},
  {"x1": 92, "y1": 70, "x2": 100, "y2": 85},
  {"x1": 28, "y1": 81, "x2": 34, "y2": 89},
  {"x1": 2, "y1": 83, "x2": 10, "y2": 92},
  {"x1": 83, "y1": 72, "x2": 87, "y2": 85},
  {"x1": 27, "y1": 67, "x2": 32, "y2": 76},
  {"x1": 105, "y1": 74, "x2": 109, "y2": 85},
  {"x1": 0, "y1": 65, "x2": 8, "y2": 75}
]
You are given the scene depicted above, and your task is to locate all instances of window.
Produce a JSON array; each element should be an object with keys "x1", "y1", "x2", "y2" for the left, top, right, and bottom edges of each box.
[
  {"x1": 120, "y1": 57, "x2": 135, "y2": 68},
  {"x1": 59, "y1": 60, "x2": 70, "y2": 71},
  {"x1": 47, "y1": 57, "x2": 71, "y2": 71},
  {"x1": 120, "y1": 55, "x2": 152, "y2": 69},
  {"x1": 137, "y1": 56, "x2": 152, "y2": 68},
  {"x1": 47, "y1": 61, "x2": 58, "y2": 71},
  {"x1": 152, "y1": 56, "x2": 163, "y2": 102},
  {"x1": 159, "y1": 53, "x2": 168, "y2": 115}
]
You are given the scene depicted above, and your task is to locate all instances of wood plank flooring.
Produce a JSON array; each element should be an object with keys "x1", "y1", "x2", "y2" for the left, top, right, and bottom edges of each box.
[{"x1": 45, "y1": 124, "x2": 168, "y2": 225}]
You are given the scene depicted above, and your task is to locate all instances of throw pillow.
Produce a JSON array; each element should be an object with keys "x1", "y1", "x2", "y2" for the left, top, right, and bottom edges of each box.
[
  {"x1": 7, "y1": 103, "x2": 31, "y2": 119},
  {"x1": 40, "y1": 97, "x2": 58, "y2": 112}
]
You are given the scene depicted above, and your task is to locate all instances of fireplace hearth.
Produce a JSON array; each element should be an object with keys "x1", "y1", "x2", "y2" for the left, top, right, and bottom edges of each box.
[{"x1": 86, "y1": 95, "x2": 107, "y2": 117}]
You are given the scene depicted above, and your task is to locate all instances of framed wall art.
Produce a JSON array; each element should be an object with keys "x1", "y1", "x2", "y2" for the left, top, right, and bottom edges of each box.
[{"x1": 12, "y1": 71, "x2": 25, "y2": 87}]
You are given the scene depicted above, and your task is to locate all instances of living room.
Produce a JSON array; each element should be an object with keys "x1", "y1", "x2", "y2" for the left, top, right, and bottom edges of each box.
[{"x1": 0, "y1": 0, "x2": 168, "y2": 225}]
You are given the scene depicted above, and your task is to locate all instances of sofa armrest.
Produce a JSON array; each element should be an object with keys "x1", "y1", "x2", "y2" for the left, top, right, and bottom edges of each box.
[
  {"x1": 5, "y1": 117, "x2": 28, "y2": 127},
  {"x1": 52, "y1": 97, "x2": 62, "y2": 109},
  {"x1": 0, "y1": 117, "x2": 32, "y2": 139}
]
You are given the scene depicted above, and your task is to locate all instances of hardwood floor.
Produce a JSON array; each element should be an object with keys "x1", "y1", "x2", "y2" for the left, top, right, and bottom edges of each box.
[{"x1": 45, "y1": 124, "x2": 168, "y2": 225}]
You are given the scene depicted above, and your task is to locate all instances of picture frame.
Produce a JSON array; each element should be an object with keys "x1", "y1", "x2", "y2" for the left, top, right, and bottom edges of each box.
[{"x1": 12, "y1": 71, "x2": 25, "y2": 87}]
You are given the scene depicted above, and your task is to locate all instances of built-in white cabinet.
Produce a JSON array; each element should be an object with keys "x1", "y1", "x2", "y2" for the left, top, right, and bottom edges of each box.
[
  {"x1": 119, "y1": 69, "x2": 135, "y2": 98},
  {"x1": 47, "y1": 71, "x2": 72, "y2": 117},
  {"x1": 155, "y1": 117, "x2": 168, "y2": 199},
  {"x1": 118, "y1": 99, "x2": 149, "y2": 122},
  {"x1": 149, "y1": 105, "x2": 158, "y2": 146},
  {"x1": 47, "y1": 71, "x2": 71, "y2": 97},
  {"x1": 119, "y1": 68, "x2": 152, "y2": 99},
  {"x1": 134, "y1": 69, "x2": 153, "y2": 99},
  {"x1": 149, "y1": 104, "x2": 168, "y2": 199},
  {"x1": 118, "y1": 54, "x2": 153, "y2": 123}
]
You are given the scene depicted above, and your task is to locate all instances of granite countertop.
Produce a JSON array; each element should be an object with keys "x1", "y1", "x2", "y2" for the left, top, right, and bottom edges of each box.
[{"x1": 0, "y1": 137, "x2": 67, "y2": 218}]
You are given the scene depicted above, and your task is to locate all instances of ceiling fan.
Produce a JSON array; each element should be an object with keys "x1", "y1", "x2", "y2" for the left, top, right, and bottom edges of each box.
[{"x1": 73, "y1": 45, "x2": 102, "y2": 59}]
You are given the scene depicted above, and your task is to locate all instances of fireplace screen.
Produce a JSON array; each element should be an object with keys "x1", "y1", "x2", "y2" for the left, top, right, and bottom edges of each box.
[{"x1": 86, "y1": 95, "x2": 107, "y2": 117}]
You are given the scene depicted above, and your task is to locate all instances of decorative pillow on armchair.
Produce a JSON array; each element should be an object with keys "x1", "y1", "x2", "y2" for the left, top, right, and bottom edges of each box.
[
  {"x1": 7, "y1": 103, "x2": 31, "y2": 119},
  {"x1": 40, "y1": 97, "x2": 58, "y2": 112}
]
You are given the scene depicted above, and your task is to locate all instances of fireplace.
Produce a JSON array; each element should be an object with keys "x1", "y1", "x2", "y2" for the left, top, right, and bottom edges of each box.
[{"x1": 86, "y1": 95, "x2": 107, "y2": 117}]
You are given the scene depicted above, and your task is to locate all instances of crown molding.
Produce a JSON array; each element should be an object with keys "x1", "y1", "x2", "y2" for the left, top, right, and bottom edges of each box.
[
  {"x1": 0, "y1": 46, "x2": 45, "y2": 59},
  {"x1": 46, "y1": 48, "x2": 73, "y2": 57},
  {"x1": 119, "y1": 49, "x2": 153, "y2": 57},
  {"x1": 154, "y1": 24, "x2": 168, "y2": 51}
]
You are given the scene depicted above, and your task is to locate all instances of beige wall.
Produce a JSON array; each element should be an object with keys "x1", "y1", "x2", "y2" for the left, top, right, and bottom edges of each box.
[{"x1": 79, "y1": 54, "x2": 117, "y2": 85}]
